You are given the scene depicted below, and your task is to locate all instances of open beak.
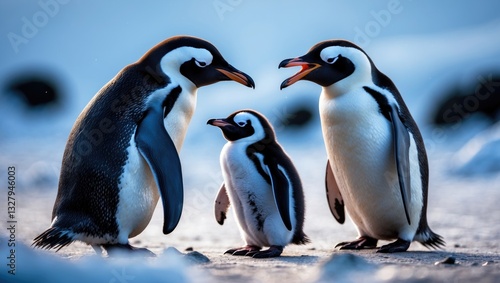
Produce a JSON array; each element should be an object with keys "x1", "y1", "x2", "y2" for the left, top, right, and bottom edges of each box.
[
  {"x1": 279, "y1": 57, "x2": 321, "y2": 89},
  {"x1": 216, "y1": 65, "x2": 255, "y2": 89},
  {"x1": 207, "y1": 118, "x2": 232, "y2": 128}
]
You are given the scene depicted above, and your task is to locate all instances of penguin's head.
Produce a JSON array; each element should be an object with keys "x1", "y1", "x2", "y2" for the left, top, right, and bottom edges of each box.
[
  {"x1": 207, "y1": 110, "x2": 275, "y2": 143},
  {"x1": 139, "y1": 36, "x2": 255, "y2": 89},
  {"x1": 279, "y1": 39, "x2": 372, "y2": 89}
]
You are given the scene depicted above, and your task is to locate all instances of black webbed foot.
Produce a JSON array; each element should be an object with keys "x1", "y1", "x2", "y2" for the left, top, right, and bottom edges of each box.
[
  {"x1": 335, "y1": 236, "x2": 378, "y2": 250},
  {"x1": 377, "y1": 238, "x2": 411, "y2": 253},
  {"x1": 247, "y1": 245, "x2": 283, "y2": 258},
  {"x1": 101, "y1": 243, "x2": 156, "y2": 257},
  {"x1": 224, "y1": 245, "x2": 261, "y2": 256}
]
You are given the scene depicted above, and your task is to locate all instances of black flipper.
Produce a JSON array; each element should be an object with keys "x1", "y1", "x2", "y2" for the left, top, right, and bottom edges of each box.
[
  {"x1": 135, "y1": 103, "x2": 183, "y2": 234},
  {"x1": 325, "y1": 160, "x2": 345, "y2": 224},
  {"x1": 266, "y1": 159, "x2": 292, "y2": 231},
  {"x1": 214, "y1": 183, "x2": 231, "y2": 225},
  {"x1": 388, "y1": 104, "x2": 412, "y2": 225}
]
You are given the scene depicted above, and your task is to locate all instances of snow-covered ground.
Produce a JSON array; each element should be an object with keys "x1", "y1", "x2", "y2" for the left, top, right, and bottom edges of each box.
[{"x1": 1, "y1": 1, "x2": 500, "y2": 282}]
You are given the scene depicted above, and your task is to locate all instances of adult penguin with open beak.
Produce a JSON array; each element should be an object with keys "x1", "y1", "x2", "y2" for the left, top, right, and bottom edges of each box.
[{"x1": 279, "y1": 39, "x2": 443, "y2": 253}]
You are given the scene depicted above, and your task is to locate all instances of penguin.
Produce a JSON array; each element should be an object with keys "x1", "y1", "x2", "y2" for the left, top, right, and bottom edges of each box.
[
  {"x1": 32, "y1": 36, "x2": 255, "y2": 256},
  {"x1": 279, "y1": 39, "x2": 444, "y2": 253},
  {"x1": 207, "y1": 110, "x2": 309, "y2": 258}
]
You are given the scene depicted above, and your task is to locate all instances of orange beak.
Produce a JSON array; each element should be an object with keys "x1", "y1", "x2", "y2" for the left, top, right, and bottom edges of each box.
[
  {"x1": 279, "y1": 58, "x2": 321, "y2": 89},
  {"x1": 216, "y1": 67, "x2": 255, "y2": 88}
]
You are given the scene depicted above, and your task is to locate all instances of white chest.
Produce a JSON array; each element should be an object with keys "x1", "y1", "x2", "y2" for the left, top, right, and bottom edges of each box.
[
  {"x1": 220, "y1": 143, "x2": 269, "y2": 194},
  {"x1": 319, "y1": 87, "x2": 393, "y2": 170},
  {"x1": 163, "y1": 86, "x2": 197, "y2": 152}
]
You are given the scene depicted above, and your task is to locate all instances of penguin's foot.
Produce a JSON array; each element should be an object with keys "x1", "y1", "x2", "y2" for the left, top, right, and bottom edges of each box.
[
  {"x1": 335, "y1": 236, "x2": 378, "y2": 250},
  {"x1": 246, "y1": 245, "x2": 284, "y2": 258},
  {"x1": 224, "y1": 245, "x2": 261, "y2": 256},
  {"x1": 377, "y1": 238, "x2": 411, "y2": 253},
  {"x1": 101, "y1": 243, "x2": 156, "y2": 257}
]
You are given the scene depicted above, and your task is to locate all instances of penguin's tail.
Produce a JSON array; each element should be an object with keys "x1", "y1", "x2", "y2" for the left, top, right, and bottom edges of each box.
[
  {"x1": 291, "y1": 231, "x2": 311, "y2": 245},
  {"x1": 414, "y1": 227, "x2": 445, "y2": 250},
  {"x1": 32, "y1": 227, "x2": 74, "y2": 251}
]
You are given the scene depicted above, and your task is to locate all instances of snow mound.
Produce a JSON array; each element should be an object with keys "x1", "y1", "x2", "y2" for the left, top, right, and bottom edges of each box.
[
  {"x1": 316, "y1": 253, "x2": 377, "y2": 283},
  {"x1": 0, "y1": 236, "x2": 211, "y2": 283}
]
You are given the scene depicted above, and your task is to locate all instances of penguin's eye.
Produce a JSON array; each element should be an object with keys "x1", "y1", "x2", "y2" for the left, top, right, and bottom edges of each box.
[
  {"x1": 237, "y1": 121, "x2": 247, "y2": 127},
  {"x1": 325, "y1": 56, "x2": 339, "y2": 65},
  {"x1": 195, "y1": 60, "x2": 208, "y2": 68}
]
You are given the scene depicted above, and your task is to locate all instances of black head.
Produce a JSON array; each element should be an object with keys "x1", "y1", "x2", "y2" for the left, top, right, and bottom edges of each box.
[
  {"x1": 207, "y1": 109, "x2": 276, "y2": 143},
  {"x1": 279, "y1": 39, "x2": 371, "y2": 89},
  {"x1": 139, "y1": 36, "x2": 255, "y2": 89}
]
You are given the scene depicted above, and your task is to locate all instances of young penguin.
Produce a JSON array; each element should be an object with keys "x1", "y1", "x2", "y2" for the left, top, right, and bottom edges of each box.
[
  {"x1": 279, "y1": 39, "x2": 444, "y2": 253},
  {"x1": 207, "y1": 110, "x2": 309, "y2": 258},
  {"x1": 32, "y1": 36, "x2": 254, "y2": 256}
]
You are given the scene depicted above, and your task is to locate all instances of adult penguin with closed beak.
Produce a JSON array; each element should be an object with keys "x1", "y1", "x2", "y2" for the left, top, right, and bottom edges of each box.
[{"x1": 33, "y1": 36, "x2": 254, "y2": 256}]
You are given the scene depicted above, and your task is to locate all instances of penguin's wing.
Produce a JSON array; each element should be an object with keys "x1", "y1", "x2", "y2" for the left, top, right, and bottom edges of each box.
[
  {"x1": 265, "y1": 158, "x2": 292, "y2": 231},
  {"x1": 388, "y1": 104, "x2": 412, "y2": 225},
  {"x1": 214, "y1": 183, "x2": 230, "y2": 225},
  {"x1": 326, "y1": 160, "x2": 345, "y2": 224},
  {"x1": 135, "y1": 103, "x2": 183, "y2": 235}
]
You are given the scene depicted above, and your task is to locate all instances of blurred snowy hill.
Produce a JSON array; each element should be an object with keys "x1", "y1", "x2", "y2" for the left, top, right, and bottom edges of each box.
[{"x1": 1, "y1": 0, "x2": 500, "y2": 183}]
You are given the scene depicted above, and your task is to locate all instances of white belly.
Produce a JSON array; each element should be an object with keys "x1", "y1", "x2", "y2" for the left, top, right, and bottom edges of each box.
[
  {"x1": 115, "y1": 134, "x2": 160, "y2": 243},
  {"x1": 320, "y1": 89, "x2": 422, "y2": 241},
  {"x1": 220, "y1": 142, "x2": 294, "y2": 247}
]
